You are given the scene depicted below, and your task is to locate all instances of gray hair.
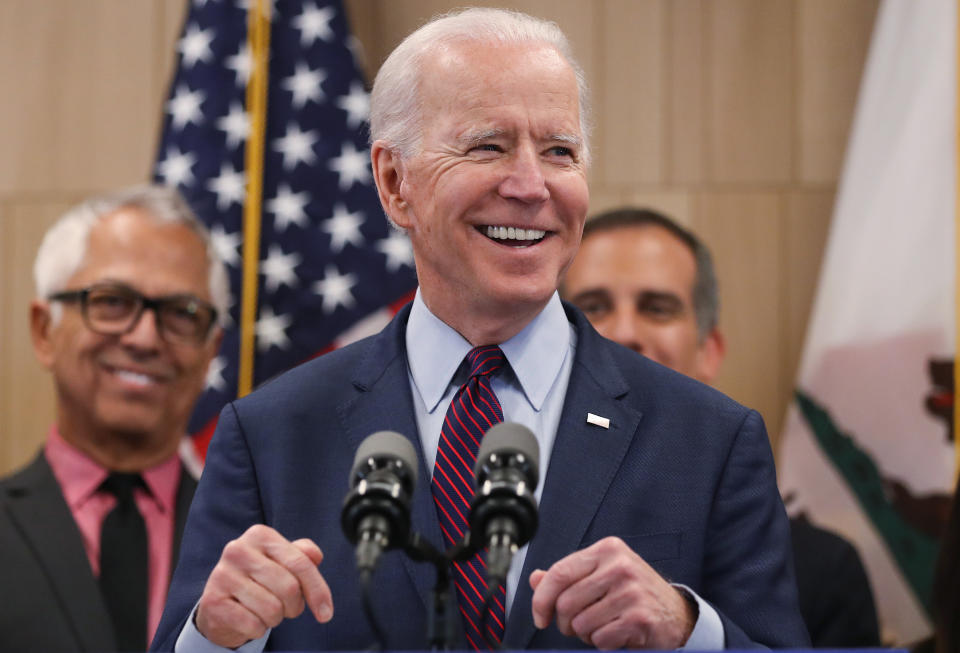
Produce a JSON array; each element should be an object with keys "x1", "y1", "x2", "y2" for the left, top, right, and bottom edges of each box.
[
  {"x1": 581, "y1": 207, "x2": 720, "y2": 341},
  {"x1": 34, "y1": 184, "x2": 230, "y2": 329},
  {"x1": 370, "y1": 7, "x2": 592, "y2": 163}
]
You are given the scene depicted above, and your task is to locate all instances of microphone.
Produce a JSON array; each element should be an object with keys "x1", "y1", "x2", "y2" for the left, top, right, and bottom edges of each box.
[
  {"x1": 341, "y1": 431, "x2": 418, "y2": 574},
  {"x1": 469, "y1": 422, "x2": 540, "y2": 582}
]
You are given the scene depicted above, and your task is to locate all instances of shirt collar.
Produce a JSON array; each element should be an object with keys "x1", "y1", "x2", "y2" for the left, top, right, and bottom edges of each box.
[
  {"x1": 44, "y1": 425, "x2": 182, "y2": 515},
  {"x1": 406, "y1": 291, "x2": 571, "y2": 413}
]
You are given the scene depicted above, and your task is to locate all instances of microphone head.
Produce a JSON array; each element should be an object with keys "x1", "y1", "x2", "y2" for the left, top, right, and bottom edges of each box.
[
  {"x1": 474, "y1": 422, "x2": 539, "y2": 489},
  {"x1": 350, "y1": 430, "x2": 418, "y2": 492},
  {"x1": 342, "y1": 431, "x2": 418, "y2": 549}
]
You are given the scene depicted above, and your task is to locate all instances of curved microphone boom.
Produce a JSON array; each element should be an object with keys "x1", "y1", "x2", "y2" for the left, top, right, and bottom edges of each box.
[
  {"x1": 469, "y1": 422, "x2": 540, "y2": 582},
  {"x1": 341, "y1": 431, "x2": 418, "y2": 574}
]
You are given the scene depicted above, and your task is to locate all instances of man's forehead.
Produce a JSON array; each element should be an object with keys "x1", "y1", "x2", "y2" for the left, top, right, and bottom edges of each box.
[
  {"x1": 576, "y1": 225, "x2": 697, "y2": 290},
  {"x1": 72, "y1": 210, "x2": 210, "y2": 292}
]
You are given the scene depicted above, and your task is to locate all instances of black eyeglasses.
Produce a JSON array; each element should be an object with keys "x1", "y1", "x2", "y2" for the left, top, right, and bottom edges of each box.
[{"x1": 48, "y1": 282, "x2": 218, "y2": 345}]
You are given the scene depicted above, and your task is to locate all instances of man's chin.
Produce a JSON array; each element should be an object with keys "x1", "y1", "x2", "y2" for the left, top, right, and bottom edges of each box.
[{"x1": 96, "y1": 411, "x2": 172, "y2": 445}]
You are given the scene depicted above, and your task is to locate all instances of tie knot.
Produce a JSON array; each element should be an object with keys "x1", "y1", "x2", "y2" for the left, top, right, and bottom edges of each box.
[
  {"x1": 100, "y1": 473, "x2": 145, "y2": 503},
  {"x1": 467, "y1": 345, "x2": 504, "y2": 379}
]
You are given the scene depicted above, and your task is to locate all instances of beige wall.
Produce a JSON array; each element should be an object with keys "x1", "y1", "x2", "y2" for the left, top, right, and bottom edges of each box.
[{"x1": 0, "y1": 0, "x2": 878, "y2": 476}]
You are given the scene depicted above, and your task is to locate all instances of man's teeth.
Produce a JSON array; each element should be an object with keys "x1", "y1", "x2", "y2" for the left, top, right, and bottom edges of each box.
[
  {"x1": 114, "y1": 369, "x2": 155, "y2": 386},
  {"x1": 485, "y1": 226, "x2": 546, "y2": 241}
]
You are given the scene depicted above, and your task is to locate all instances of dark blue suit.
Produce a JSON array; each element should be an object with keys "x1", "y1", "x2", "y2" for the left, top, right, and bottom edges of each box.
[{"x1": 152, "y1": 303, "x2": 808, "y2": 650}]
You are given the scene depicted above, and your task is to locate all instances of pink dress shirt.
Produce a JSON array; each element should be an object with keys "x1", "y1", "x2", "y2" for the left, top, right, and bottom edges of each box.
[{"x1": 44, "y1": 426, "x2": 182, "y2": 645}]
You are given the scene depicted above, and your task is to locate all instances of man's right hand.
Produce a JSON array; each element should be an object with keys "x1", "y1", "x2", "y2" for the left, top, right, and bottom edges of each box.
[{"x1": 195, "y1": 524, "x2": 334, "y2": 648}]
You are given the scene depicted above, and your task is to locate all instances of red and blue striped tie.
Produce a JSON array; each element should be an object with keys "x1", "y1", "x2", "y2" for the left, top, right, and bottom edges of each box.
[{"x1": 431, "y1": 345, "x2": 507, "y2": 649}]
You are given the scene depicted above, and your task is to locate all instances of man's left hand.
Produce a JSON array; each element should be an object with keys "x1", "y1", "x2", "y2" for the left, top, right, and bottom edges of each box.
[{"x1": 530, "y1": 536, "x2": 695, "y2": 650}]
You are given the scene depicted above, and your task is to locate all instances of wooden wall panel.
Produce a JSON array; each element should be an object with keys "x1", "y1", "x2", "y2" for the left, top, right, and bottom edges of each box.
[
  {"x1": 692, "y1": 193, "x2": 784, "y2": 440},
  {"x1": 797, "y1": 0, "x2": 877, "y2": 184},
  {"x1": 667, "y1": 0, "x2": 706, "y2": 185},
  {"x1": 0, "y1": 0, "x2": 159, "y2": 195},
  {"x1": 0, "y1": 202, "x2": 71, "y2": 476},
  {"x1": 619, "y1": 191, "x2": 694, "y2": 227},
  {"x1": 157, "y1": 0, "x2": 190, "y2": 108},
  {"x1": 707, "y1": 0, "x2": 793, "y2": 184},
  {"x1": 599, "y1": 0, "x2": 664, "y2": 186}
]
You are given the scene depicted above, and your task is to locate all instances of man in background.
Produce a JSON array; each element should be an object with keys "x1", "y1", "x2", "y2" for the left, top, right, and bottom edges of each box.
[
  {"x1": 563, "y1": 205, "x2": 881, "y2": 647},
  {"x1": 0, "y1": 185, "x2": 226, "y2": 652}
]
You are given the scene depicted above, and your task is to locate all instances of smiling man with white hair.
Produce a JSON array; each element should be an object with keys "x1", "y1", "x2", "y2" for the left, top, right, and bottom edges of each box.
[
  {"x1": 0, "y1": 185, "x2": 226, "y2": 653},
  {"x1": 153, "y1": 8, "x2": 807, "y2": 652}
]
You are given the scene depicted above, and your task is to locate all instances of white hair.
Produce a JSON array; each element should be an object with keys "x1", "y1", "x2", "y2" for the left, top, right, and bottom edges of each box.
[
  {"x1": 369, "y1": 7, "x2": 592, "y2": 163},
  {"x1": 34, "y1": 184, "x2": 230, "y2": 330}
]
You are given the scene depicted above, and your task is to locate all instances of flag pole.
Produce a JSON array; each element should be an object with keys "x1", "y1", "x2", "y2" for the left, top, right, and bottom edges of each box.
[{"x1": 238, "y1": 0, "x2": 271, "y2": 398}]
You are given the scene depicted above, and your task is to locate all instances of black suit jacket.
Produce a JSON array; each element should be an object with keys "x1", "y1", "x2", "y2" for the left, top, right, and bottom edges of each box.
[
  {"x1": 790, "y1": 516, "x2": 881, "y2": 647},
  {"x1": 0, "y1": 451, "x2": 197, "y2": 652}
]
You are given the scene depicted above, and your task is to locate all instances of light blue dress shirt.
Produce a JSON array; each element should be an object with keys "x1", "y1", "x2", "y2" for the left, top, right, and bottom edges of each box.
[{"x1": 176, "y1": 291, "x2": 722, "y2": 652}]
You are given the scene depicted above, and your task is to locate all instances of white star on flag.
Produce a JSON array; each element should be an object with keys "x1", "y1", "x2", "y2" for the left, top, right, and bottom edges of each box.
[
  {"x1": 376, "y1": 231, "x2": 415, "y2": 272},
  {"x1": 156, "y1": 147, "x2": 197, "y2": 187},
  {"x1": 168, "y1": 85, "x2": 206, "y2": 130},
  {"x1": 266, "y1": 183, "x2": 311, "y2": 230},
  {"x1": 323, "y1": 203, "x2": 365, "y2": 252},
  {"x1": 207, "y1": 163, "x2": 246, "y2": 210},
  {"x1": 217, "y1": 102, "x2": 250, "y2": 150},
  {"x1": 261, "y1": 244, "x2": 302, "y2": 293},
  {"x1": 209, "y1": 224, "x2": 242, "y2": 268},
  {"x1": 178, "y1": 24, "x2": 215, "y2": 68},
  {"x1": 273, "y1": 122, "x2": 319, "y2": 170},
  {"x1": 225, "y1": 43, "x2": 252, "y2": 88},
  {"x1": 292, "y1": 2, "x2": 335, "y2": 46},
  {"x1": 255, "y1": 306, "x2": 293, "y2": 352},
  {"x1": 281, "y1": 62, "x2": 327, "y2": 109},
  {"x1": 205, "y1": 355, "x2": 228, "y2": 392},
  {"x1": 337, "y1": 81, "x2": 369, "y2": 129},
  {"x1": 329, "y1": 141, "x2": 370, "y2": 191},
  {"x1": 313, "y1": 265, "x2": 357, "y2": 313}
]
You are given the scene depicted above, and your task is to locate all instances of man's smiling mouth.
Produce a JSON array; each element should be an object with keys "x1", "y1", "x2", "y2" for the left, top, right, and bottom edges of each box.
[
  {"x1": 481, "y1": 225, "x2": 547, "y2": 247},
  {"x1": 103, "y1": 364, "x2": 167, "y2": 388}
]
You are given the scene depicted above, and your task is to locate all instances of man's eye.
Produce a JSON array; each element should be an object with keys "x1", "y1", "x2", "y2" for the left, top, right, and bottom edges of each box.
[
  {"x1": 547, "y1": 145, "x2": 574, "y2": 158},
  {"x1": 573, "y1": 297, "x2": 610, "y2": 316},
  {"x1": 470, "y1": 143, "x2": 502, "y2": 153},
  {"x1": 640, "y1": 298, "x2": 682, "y2": 321}
]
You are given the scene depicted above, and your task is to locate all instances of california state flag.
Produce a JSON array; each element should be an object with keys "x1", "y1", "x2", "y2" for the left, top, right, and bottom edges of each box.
[{"x1": 778, "y1": 0, "x2": 956, "y2": 644}]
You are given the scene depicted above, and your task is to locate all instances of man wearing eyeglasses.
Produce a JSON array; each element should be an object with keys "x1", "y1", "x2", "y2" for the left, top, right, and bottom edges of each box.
[{"x1": 0, "y1": 185, "x2": 226, "y2": 652}]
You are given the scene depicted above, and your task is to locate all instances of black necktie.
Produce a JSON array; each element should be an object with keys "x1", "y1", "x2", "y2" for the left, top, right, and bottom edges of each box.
[{"x1": 99, "y1": 472, "x2": 147, "y2": 651}]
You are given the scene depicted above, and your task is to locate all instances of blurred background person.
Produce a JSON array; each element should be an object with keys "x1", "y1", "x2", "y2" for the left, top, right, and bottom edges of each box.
[
  {"x1": 563, "y1": 206, "x2": 881, "y2": 647},
  {"x1": 0, "y1": 185, "x2": 226, "y2": 652}
]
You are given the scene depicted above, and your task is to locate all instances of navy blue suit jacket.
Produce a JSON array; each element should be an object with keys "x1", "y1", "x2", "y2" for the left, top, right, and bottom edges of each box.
[{"x1": 152, "y1": 303, "x2": 807, "y2": 650}]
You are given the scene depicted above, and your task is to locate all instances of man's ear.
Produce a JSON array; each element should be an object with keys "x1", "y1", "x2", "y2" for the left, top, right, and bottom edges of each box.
[
  {"x1": 371, "y1": 140, "x2": 413, "y2": 229},
  {"x1": 695, "y1": 328, "x2": 726, "y2": 384},
  {"x1": 200, "y1": 326, "x2": 225, "y2": 378},
  {"x1": 30, "y1": 300, "x2": 56, "y2": 369}
]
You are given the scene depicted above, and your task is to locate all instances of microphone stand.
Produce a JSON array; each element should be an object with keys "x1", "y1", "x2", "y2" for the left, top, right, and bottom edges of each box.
[{"x1": 405, "y1": 533, "x2": 457, "y2": 650}]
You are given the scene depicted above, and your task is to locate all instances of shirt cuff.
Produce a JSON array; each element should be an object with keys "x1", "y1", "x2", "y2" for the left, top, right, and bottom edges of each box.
[
  {"x1": 174, "y1": 603, "x2": 270, "y2": 653},
  {"x1": 673, "y1": 584, "x2": 724, "y2": 650}
]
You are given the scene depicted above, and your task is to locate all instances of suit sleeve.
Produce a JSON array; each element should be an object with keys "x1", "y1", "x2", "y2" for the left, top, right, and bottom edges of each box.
[
  {"x1": 150, "y1": 403, "x2": 265, "y2": 652},
  {"x1": 701, "y1": 409, "x2": 811, "y2": 648}
]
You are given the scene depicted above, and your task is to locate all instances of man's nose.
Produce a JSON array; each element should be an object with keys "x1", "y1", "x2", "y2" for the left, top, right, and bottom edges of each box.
[
  {"x1": 119, "y1": 307, "x2": 164, "y2": 351},
  {"x1": 607, "y1": 307, "x2": 644, "y2": 354},
  {"x1": 499, "y1": 146, "x2": 550, "y2": 203}
]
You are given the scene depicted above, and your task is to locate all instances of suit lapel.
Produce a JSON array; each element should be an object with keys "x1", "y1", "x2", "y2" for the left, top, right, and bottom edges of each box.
[
  {"x1": 3, "y1": 454, "x2": 116, "y2": 652},
  {"x1": 505, "y1": 307, "x2": 644, "y2": 649},
  {"x1": 338, "y1": 304, "x2": 445, "y2": 615}
]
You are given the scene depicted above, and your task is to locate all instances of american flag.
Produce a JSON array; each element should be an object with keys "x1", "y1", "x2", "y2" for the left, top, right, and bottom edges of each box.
[{"x1": 154, "y1": 0, "x2": 418, "y2": 467}]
